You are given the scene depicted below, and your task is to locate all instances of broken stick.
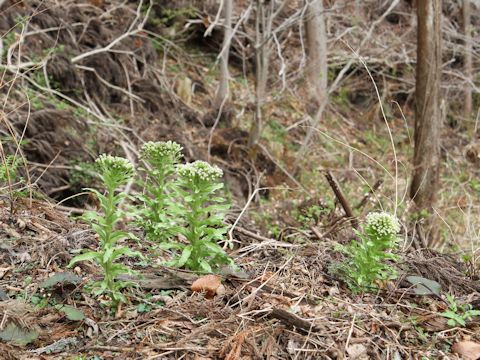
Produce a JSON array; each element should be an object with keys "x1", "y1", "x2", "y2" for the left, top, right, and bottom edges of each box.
[{"x1": 324, "y1": 171, "x2": 359, "y2": 229}]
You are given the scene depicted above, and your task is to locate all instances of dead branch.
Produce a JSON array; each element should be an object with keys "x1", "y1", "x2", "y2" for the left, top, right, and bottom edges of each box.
[
  {"x1": 269, "y1": 308, "x2": 321, "y2": 333},
  {"x1": 324, "y1": 171, "x2": 358, "y2": 229}
]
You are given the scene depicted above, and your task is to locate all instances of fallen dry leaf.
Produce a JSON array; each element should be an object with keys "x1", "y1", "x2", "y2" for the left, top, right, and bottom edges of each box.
[
  {"x1": 0, "y1": 266, "x2": 13, "y2": 280},
  {"x1": 346, "y1": 344, "x2": 368, "y2": 359},
  {"x1": 452, "y1": 341, "x2": 480, "y2": 360},
  {"x1": 89, "y1": 0, "x2": 104, "y2": 7},
  {"x1": 258, "y1": 271, "x2": 276, "y2": 283},
  {"x1": 191, "y1": 275, "x2": 224, "y2": 299},
  {"x1": 417, "y1": 313, "x2": 448, "y2": 332}
]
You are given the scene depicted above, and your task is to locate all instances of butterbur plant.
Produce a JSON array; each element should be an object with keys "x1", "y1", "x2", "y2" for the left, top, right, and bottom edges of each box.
[
  {"x1": 440, "y1": 294, "x2": 480, "y2": 327},
  {"x1": 161, "y1": 161, "x2": 234, "y2": 272},
  {"x1": 0, "y1": 154, "x2": 21, "y2": 185},
  {"x1": 336, "y1": 212, "x2": 400, "y2": 292},
  {"x1": 0, "y1": 154, "x2": 25, "y2": 205},
  {"x1": 137, "y1": 141, "x2": 183, "y2": 241},
  {"x1": 69, "y1": 154, "x2": 140, "y2": 306}
]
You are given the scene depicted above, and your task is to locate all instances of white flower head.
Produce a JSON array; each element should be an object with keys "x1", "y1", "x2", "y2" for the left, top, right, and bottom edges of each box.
[
  {"x1": 365, "y1": 212, "x2": 400, "y2": 237},
  {"x1": 95, "y1": 154, "x2": 134, "y2": 186},
  {"x1": 96, "y1": 154, "x2": 134, "y2": 176},
  {"x1": 177, "y1": 161, "x2": 223, "y2": 183},
  {"x1": 141, "y1": 141, "x2": 183, "y2": 164}
]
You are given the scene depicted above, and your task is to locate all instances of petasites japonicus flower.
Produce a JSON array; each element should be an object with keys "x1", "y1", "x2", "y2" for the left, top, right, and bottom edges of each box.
[
  {"x1": 177, "y1": 161, "x2": 223, "y2": 183},
  {"x1": 95, "y1": 154, "x2": 134, "y2": 187},
  {"x1": 365, "y1": 212, "x2": 400, "y2": 238},
  {"x1": 141, "y1": 141, "x2": 183, "y2": 165}
]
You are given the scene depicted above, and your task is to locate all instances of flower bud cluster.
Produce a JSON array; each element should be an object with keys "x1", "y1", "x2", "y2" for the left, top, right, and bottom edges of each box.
[
  {"x1": 177, "y1": 161, "x2": 223, "y2": 183},
  {"x1": 96, "y1": 154, "x2": 134, "y2": 179},
  {"x1": 366, "y1": 212, "x2": 400, "y2": 238},
  {"x1": 141, "y1": 141, "x2": 183, "y2": 164}
]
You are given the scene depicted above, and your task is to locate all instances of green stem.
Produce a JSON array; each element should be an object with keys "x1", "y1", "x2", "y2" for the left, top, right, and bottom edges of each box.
[
  {"x1": 103, "y1": 259, "x2": 113, "y2": 291},
  {"x1": 103, "y1": 185, "x2": 115, "y2": 246},
  {"x1": 187, "y1": 187, "x2": 203, "y2": 268},
  {"x1": 101, "y1": 185, "x2": 118, "y2": 296},
  {"x1": 152, "y1": 174, "x2": 165, "y2": 223}
]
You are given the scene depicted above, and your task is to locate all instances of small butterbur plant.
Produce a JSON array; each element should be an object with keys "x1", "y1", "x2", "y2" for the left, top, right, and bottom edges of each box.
[
  {"x1": 295, "y1": 203, "x2": 330, "y2": 228},
  {"x1": 161, "y1": 160, "x2": 234, "y2": 272},
  {"x1": 69, "y1": 154, "x2": 140, "y2": 307},
  {"x1": 335, "y1": 212, "x2": 400, "y2": 292},
  {"x1": 136, "y1": 141, "x2": 183, "y2": 241},
  {"x1": 0, "y1": 153, "x2": 27, "y2": 212},
  {"x1": 440, "y1": 294, "x2": 480, "y2": 327},
  {"x1": 0, "y1": 154, "x2": 21, "y2": 186}
]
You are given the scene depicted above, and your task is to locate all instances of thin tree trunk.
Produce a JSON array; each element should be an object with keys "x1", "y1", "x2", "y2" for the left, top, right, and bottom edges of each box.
[
  {"x1": 294, "y1": 0, "x2": 328, "y2": 168},
  {"x1": 410, "y1": 0, "x2": 442, "y2": 211},
  {"x1": 304, "y1": 0, "x2": 327, "y2": 108},
  {"x1": 355, "y1": 0, "x2": 362, "y2": 20},
  {"x1": 463, "y1": 0, "x2": 472, "y2": 119},
  {"x1": 248, "y1": 0, "x2": 272, "y2": 149},
  {"x1": 213, "y1": 0, "x2": 233, "y2": 111}
]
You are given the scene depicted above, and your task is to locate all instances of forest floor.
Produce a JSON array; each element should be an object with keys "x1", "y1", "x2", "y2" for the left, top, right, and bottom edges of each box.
[
  {"x1": 1, "y1": 198, "x2": 480, "y2": 359},
  {"x1": 0, "y1": 0, "x2": 480, "y2": 359}
]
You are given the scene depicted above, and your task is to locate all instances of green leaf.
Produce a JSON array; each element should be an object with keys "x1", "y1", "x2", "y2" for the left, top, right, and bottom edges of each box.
[
  {"x1": 108, "y1": 230, "x2": 129, "y2": 244},
  {"x1": 177, "y1": 245, "x2": 193, "y2": 267},
  {"x1": 406, "y1": 276, "x2": 442, "y2": 296},
  {"x1": 467, "y1": 310, "x2": 480, "y2": 317},
  {"x1": 199, "y1": 259, "x2": 212, "y2": 273},
  {"x1": 109, "y1": 263, "x2": 136, "y2": 277},
  {"x1": 0, "y1": 322, "x2": 39, "y2": 346},
  {"x1": 39, "y1": 272, "x2": 82, "y2": 288},
  {"x1": 103, "y1": 246, "x2": 114, "y2": 263},
  {"x1": 68, "y1": 251, "x2": 101, "y2": 267},
  {"x1": 81, "y1": 211, "x2": 103, "y2": 222},
  {"x1": 111, "y1": 291, "x2": 127, "y2": 304},
  {"x1": 441, "y1": 311, "x2": 466, "y2": 327},
  {"x1": 447, "y1": 319, "x2": 457, "y2": 327},
  {"x1": 91, "y1": 223, "x2": 106, "y2": 240},
  {"x1": 55, "y1": 305, "x2": 85, "y2": 321},
  {"x1": 203, "y1": 241, "x2": 225, "y2": 254},
  {"x1": 159, "y1": 242, "x2": 185, "y2": 251},
  {"x1": 111, "y1": 247, "x2": 141, "y2": 260},
  {"x1": 204, "y1": 204, "x2": 230, "y2": 214},
  {"x1": 137, "y1": 303, "x2": 151, "y2": 313}
]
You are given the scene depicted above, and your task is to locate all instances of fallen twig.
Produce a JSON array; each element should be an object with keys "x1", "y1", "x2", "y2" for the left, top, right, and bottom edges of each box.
[
  {"x1": 324, "y1": 171, "x2": 358, "y2": 229},
  {"x1": 269, "y1": 308, "x2": 321, "y2": 333}
]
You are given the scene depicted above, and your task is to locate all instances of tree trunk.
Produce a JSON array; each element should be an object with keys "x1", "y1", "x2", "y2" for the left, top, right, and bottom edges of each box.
[
  {"x1": 410, "y1": 0, "x2": 442, "y2": 211},
  {"x1": 463, "y1": 0, "x2": 472, "y2": 120},
  {"x1": 248, "y1": 0, "x2": 272, "y2": 149},
  {"x1": 294, "y1": 0, "x2": 328, "y2": 169},
  {"x1": 304, "y1": 0, "x2": 327, "y2": 109},
  {"x1": 213, "y1": 0, "x2": 233, "y2": 112}
]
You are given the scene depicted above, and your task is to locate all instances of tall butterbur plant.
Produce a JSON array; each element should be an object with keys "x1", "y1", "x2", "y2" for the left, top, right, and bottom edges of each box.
[
  {"x1": 336, "y1": 212, "x2": 400, "y2": 292},
  {"x1": 137, "y1": 141, "x2": 183, "y2": 241},
  {"x1": 162, "y1": 161, "x2": 234, "y2": 272},
  {"x1": 69, "y1": 154, "x2": 139, "y2": 306},
  {"x1": 0, "y1": 153, "x2": 25, "y2": 211},
  {"x1": 0, "y1": 154, "x2": 21, "y2": 186}
]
